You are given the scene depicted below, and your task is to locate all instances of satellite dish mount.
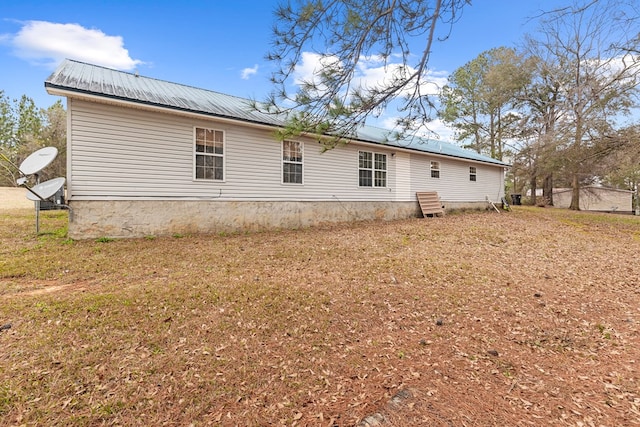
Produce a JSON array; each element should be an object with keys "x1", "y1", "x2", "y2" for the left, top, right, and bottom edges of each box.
[{"x1": 7, "y1": 147, "x2": 71, "y2": 235}]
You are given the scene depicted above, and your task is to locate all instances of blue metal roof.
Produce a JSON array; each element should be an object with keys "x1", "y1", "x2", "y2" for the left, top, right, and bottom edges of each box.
[
  {"x1": 45, "y1": 59, "x2": 508, "y2": 167},
  {"x1": 352, "y1": 126, "x2": 507, "y2": 166}
]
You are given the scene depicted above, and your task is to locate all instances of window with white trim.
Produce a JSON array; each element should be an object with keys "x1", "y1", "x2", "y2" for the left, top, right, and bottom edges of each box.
[
  {"x1": 469, "y1": 166, "x2": 477, "y2": 182},
  {"x1": 430, "y1": 161, "x2": 440, "y2": 178},
  {"x1": 195, "y1": 127, "x2": 224, "y2": 180},
  {"x1": 359, "y1": 151, "x2": 387, "y2": 187},
  {"x1": 282, "y1": 140, "x2": 303, "y2": 184}
]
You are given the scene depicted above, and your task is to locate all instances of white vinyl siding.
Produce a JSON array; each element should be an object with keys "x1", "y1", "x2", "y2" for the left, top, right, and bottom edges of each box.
[
  {"x1": 66, "y1": 100, "x2": 503, "y2": 203},
  {"x1": 67, "y1": 100, "x2": 396, "y2": 201},
  {"x1": 394, "y1": 151, "x2": 411, "y2": 201},
  {"x1": 409, "y1": 155, "x2": 504, "y2": 202}
]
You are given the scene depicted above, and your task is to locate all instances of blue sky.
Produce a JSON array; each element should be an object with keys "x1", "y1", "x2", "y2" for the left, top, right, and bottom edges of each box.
[{"x1": 0, "y1": 0, "x2": 567, "y2": 137}]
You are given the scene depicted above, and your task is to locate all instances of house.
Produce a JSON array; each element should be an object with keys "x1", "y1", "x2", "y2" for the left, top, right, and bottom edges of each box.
[
  {"x1": 44, "y1": 59, "x2": 508, "y2": 239},
  {"x1": 553, "y1": 186, "x2": 634, "y2": 213}
]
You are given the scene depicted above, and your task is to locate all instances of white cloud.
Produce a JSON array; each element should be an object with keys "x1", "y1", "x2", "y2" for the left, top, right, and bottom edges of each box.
[
  {"x1": 379, "y1": 116, "x2": 456, "y2": 142},
  {"x1": 293, "y1": 51, "x2": 449, "y2": 99},
  {"x1": 422, "y1": 118, "x2": 456, "y2": 141},
  {"x1": 241, "y1": 64, "x2": 259, "y2": 80},
  {"x1": 293, "y1": 52, "x2": 341, "y2": 87},
  {"x1": 354, "y1": 60, "x2": 449, "y2": 97},
  {"x1": 4, "y1": 20, "x2": 142, "y2": 70}
]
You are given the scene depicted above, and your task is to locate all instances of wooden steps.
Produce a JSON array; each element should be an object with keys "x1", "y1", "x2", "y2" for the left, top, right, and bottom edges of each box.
[{"x1": 416, "y1": 192, "x2": 445, "y2": 217}]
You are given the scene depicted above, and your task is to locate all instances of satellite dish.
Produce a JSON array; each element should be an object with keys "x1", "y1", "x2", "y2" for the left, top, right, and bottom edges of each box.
[
  {"x1": 19, "y1": 147, "x2": 58, "y2": 176},
  {"x1": 26, "y1": 177, "x2": 65, "y2": 201}
]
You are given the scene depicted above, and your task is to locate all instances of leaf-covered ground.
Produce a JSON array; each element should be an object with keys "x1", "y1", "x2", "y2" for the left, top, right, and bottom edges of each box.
[{"x1": 1, "y1": 207, "x2": 639, "y2": 426}]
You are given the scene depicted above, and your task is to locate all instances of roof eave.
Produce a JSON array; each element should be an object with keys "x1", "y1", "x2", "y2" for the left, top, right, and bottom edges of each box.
[{"x1": 45, "y1": 83, "x2": 282, "y2": 132}]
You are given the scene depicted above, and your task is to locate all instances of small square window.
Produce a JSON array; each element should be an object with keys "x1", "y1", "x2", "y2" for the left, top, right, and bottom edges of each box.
[
  {"x1": 359, "y1": 151, "x2": 372, "y2": 169},
  {"x1": 359, "y1": 169, "x2": 373, "y2": 187},
  {"x1": 430, "y1": 161, "x2": 440, "y2": 179}
]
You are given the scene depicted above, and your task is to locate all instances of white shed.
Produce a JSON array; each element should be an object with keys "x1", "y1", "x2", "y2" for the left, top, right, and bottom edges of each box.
[{"x1": 553, "y1": 186, "x2": 634, "y2": 213}]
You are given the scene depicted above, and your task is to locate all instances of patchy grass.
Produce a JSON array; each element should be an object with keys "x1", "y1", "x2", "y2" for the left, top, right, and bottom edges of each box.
[{"x1": 1, "y1": 207, "x2": 639, "y2": 426}]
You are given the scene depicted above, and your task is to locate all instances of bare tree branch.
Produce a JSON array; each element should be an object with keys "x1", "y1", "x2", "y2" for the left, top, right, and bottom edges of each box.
[{"x1": 258, "y1": 0, "x2": 470, "y2": 147}]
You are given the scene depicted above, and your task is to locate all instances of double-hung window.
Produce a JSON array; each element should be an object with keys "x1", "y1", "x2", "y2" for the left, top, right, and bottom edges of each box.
[
  {"x1": 359, "y1": 151, "x2": 387, "y2": 187},
  {"x1": 282, "y1": 140, "x2": 303, "y2": 184},
  {"x1": 430, "y1": 161, "x2": 440, "y2": 178},
  {"x1": 195, "y1": 127, "x2": 224, "y2": 180},
  {"x1": 469, "y1": 166, "x2": 477, "y2": 182}
]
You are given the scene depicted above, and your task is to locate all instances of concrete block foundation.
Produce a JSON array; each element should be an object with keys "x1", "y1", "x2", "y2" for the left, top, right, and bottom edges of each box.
[
  {"x1": 67, "y1": 200, "x2": 424, "y2": 239},
  {"x1": 67, "y1": 199, "x2": 493, "y2": 239}
]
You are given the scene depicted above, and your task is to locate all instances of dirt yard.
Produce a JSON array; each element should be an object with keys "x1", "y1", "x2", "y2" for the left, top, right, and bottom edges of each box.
[
  {"x1": 0, "y1": 187, "x2": 33, "y2": 210},
  {"x1": 0, "y1": 207, "x2": 639, "y2": 426}
]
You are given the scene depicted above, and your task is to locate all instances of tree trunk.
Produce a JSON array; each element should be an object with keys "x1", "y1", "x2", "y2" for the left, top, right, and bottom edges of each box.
[
  {"x1": 569, "y1": 174, "x2": 580, "y2": 210},
  {"x1": 529, "y1": 175, "x2": 537, "y2": 206},
  {"x1": 543, "y1": 174, "x2": 554, "y2": 206}
]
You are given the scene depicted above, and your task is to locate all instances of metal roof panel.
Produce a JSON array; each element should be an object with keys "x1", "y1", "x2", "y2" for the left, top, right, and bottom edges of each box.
[{"x1": 45, "y1": 59, "x2": 508, "y2": 167}]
